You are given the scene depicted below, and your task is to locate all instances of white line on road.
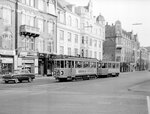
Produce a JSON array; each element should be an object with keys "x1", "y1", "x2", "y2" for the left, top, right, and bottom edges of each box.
[{"x1": 147, "y1": 96, "x2": 150, "y2": 114}]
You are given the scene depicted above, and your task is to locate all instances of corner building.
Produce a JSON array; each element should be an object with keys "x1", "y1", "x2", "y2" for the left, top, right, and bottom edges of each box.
[
  {"x1": 15, "y1": 0, "x2": 57, "y2": 76},
  {"x1": 104, "y1": 21, "x2": 140, "y2": 72}
]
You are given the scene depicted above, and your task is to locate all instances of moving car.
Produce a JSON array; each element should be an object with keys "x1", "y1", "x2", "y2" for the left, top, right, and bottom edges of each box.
[{"x1": 2, "y1": 69, "x2": 35, "y2": 83}]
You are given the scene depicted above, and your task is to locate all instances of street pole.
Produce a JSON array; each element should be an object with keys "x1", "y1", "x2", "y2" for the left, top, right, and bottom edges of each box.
[{"x1": 140, "y1": 50, "x2": 142, "y2": 71}]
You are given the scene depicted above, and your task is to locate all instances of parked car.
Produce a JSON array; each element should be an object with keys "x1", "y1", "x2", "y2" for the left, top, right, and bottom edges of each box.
[{"x1": 2, "y1": 69, "x2": 35, "y2": 83}]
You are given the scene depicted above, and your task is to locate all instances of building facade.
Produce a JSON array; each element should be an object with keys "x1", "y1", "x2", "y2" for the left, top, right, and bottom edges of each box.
[
  {"x1": 104, "y1": 21, "x2": 140, "y2": 72},
  {"x1": 75, "y1": 0, "x2": 105, "y2": 60},
  {"x1": 57, "y1": 0, "x2": 81, "y2": 56},
  {"x1": 0, "y1": 0, "x2": 57, "y2": 76},
  {"x1": 0, "y1": 0, "x2": 16, "y2": 74},
  {"x1": 16, "y1": 0, "x2": 57, "y2": 76}
]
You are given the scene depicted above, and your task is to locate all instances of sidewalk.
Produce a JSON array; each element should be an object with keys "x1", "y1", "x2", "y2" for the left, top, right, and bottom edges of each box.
[{"x1": 129, "y1": 80, "x2": 150, "y2": 93}]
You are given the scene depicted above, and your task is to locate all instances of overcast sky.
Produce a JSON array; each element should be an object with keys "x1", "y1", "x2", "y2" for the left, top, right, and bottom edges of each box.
[{"x1": 65, "y1": 0, "x2": 150, "y2": 47}]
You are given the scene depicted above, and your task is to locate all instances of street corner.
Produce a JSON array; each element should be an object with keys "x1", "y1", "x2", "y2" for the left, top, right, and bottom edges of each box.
[{"x1": 128, "y1": 80, "x2": 150, "y2": 93}]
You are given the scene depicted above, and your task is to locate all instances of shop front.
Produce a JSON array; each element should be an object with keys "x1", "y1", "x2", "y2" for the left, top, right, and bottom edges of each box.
[
  {"x1": 0, "y1": 56, "x2": 14, "y2": 74},
  {"x1": 0, "y1": 50, "x2": 15, "y2": 74},
  {"x1": 17, "y1": 51, "x2": 38, "y2": 74},
  {"x1": 38, "y1": 53, "x2": 56, "y2": 76}
]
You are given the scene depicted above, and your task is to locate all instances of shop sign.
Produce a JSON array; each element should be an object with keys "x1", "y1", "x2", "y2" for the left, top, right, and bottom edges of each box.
[
  {"x1": 19, "y1": 51, "x2": 28, "y2": 57},
  {"x1": 0, "y1": 50, "x2": 15, "y2": 55},
  {"x1": 22, "y1": 59, "x2": 34, "y2": 63},
  {"x1": 1, "y1": 57, "x2": 13, "y2": 63},
  {"x1": 27, "y1": 52, "x2": 37, "y2": 57}
]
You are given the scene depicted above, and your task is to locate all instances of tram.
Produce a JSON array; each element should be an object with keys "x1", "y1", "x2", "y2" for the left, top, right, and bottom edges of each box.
[
  {"x1": 53, "y1": 56, "x2": 98, "y2": 81},
  {"x1": 97, "y1": 61, "x2": 120, "y2": 77},
  {"x1": 53, "y1": 56, "x2": 120, "y2": 81}
]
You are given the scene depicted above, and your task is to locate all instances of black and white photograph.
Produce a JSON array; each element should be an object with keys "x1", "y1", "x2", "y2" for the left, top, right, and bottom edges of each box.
[{"x1": 0, "y1": 0, "x2": 150, "y2": 114}]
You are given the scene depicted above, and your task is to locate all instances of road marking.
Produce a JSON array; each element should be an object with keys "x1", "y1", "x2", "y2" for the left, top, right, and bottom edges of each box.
[{"x1": 147, "y1": 96, "x2": 150, "y2": 114}]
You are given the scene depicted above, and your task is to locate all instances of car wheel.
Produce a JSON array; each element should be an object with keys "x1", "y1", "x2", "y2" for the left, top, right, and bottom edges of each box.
[
  {"x1": 5, "y1": 81, "x2": 8, "y2": 83},
  {"x1": 18, "y1": 79, "x2": 22, "y2": 83},
  {"x1": 14, "y1": 79, "x2": 18, "y2": 83},
  {"x1": 28, "y1": 77, "x2": 33, "y2": 82}
]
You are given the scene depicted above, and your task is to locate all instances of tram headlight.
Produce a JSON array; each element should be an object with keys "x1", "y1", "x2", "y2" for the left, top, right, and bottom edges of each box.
[{"x1": 61, "y1": 71, "x2": 64, "y2": 75}]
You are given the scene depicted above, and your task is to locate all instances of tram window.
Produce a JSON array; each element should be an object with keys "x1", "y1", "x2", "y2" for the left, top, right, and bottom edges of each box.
[
  {"x1": 91, "y1": 62, "x2": 96, "y2": 68},
  {"x1": 72, "y1": 61, "x2": 74, "y2": 68},
  {"x1": 68, "y1": 61, "x2": 72, "y2": 68},
  {"x1": 65, "y1": 61, "x2": 68, "y2": 68},
  {"x1": 93, "y1": 62, "x2": 96, "y2": 68},
  {"x1": 97, "y1": 62, "x2": 102, "y2": 68},
  {"x1": 54, "y1": 61, "x2": 57, "y2": 68},
  {"x1": 108, "y1": 63, "x2": 111, "y2": 68},
  {"x1": 83, "y1": 61, "x2": 89, "y2": 68},
  {"x1": 57, "y1": 61, "x2": 60, "y2": 68},
  {"x1": 75, "y1": 61, "x2": 82, "y2": 68},
  {"x1": 112, "y1": 63, "x2": 115, "y2": 68},
  {"x1": 116, "y1": 63, "x2": 119, "y2": 68},
  {"x1": 102, "y1": 63, "x2": 107, "y2": 68},
  {"x1": 61, "y1": 61, "x2": 64, "y2": 68}
]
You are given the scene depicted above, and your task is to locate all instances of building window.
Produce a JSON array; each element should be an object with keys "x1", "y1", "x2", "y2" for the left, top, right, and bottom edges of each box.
[
  {"x1": 47, "y1": 41, "x2": 52, "y2": 53},
  {"x1": 2, "y1": 6, "x2": 12, "y2": 25},
  {"x1": 21, "y1": 11, "x2": 26, "y2": 25},
  {"x1": 99, "y1": 41, "x2": 101, "y2": 48},
  {"x1": 38, "y1": 18, "x2": 44, "y2": 32},
  {"x1": 90, "y1": 50, "x2": 92, "y2": 58},
  {"x1": 90, "y1": 39, "x2": 92, "y2": 46},
  {"x1": 58, "y1": 10, "x2": 65, "y2": 23},
  {"x1": 86, "y1": 50, "x2": 88, "y2": 57},
  {"x1": 81, "y1": 49, "x2": 84, "y2": 57},
  {"x1": 47, "y1": 0, "x2": 56, "y2": 15},
  {"x1": 38, "y1": 38, "x2": 44, "y2": 52},
  {"x1": 75, "y1": 34, "x2": 78, "y2": 43},
  {"x1": 59, "y1": 30, "x2": 64, "y2": 40},
  {"x1": 68, "y1": 47, "x2": 71, "y2": 55},
  {"x1": 74, "y1": 48, "x2": 78, "y2": 56},
  {"x1": 82, "y1": 36, "x2": 84, "y2": 44},
  {"x1": 38, "y1": 0, "x2": 44, "y2": 11},
  {"x1": 48, "y1": 21, "x2": 54, "y2": 35},
  {"x1": 99, "y1": 52, "x2": 101, "y2": 60},
  {"x1": 94, "y1": 51, "x2": 97, "y2": 58},
  {"x1": 75, "y1": 19, "x2": 78, "y2": 28},
  {"x1": 68, "y1": 32, "x2": 71, "y2": 42},
  {"x1": 0, "y1": 32, "x2": 13, "y2": 49},
  {"x1": 94, "y1": 40, "x2": 97, "y2": 47},
  {"x1": 68, "y1": 16, "x2": 72, "y2": 26},
  {"x1": 30, "y1": 0, "x2": 34, "y2": 7},
  {"x1": 60, "y1": 46, "x2": 64, "y2": 54}
]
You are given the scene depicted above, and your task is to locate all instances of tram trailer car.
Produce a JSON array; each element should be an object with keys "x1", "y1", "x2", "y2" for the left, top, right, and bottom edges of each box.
[
  {"x1": 97, "y1": 61, "x2": 120, "y2": 78},
  {"x1": 53, "y1": 57, "x2": 120, "y2": 81}
]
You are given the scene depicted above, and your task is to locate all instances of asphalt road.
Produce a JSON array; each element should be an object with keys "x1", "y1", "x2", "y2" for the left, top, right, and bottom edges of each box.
[{"x1": 0, "y1": 71, "x2": 150, "y2": 114}]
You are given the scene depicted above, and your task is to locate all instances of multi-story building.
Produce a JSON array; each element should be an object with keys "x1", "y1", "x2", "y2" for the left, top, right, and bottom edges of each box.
[
  {"x1": 0, "y1": 0, "x2": 57, "y2": 76},
  {"x1": 75, "y1": 0, "x2": 105, "y2": 60},
  {"x1": 57, "y1": 0, "x2": 81, "y2": 56},
  {"x1": 57, "y1": 0, "x2": 105, "y2": 60},
  {"x1": 104, "y1": 20, "x2": 140, "y2": 72},
  {"x1": 0, "y1": 0, "x2": 16, "y2": 74},
  {"x1": 16, "y1": 0, "x2": 57, "y2": 76}
]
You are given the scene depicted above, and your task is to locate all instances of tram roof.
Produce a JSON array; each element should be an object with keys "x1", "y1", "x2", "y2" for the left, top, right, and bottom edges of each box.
[{"x1": 53, "y1": 56, "x2": 98, "y2": 62}]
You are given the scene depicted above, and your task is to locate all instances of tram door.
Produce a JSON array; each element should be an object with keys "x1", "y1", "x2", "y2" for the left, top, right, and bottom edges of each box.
[{"x1": 67, "y1": 60, "x2": 72, "y2": 77}]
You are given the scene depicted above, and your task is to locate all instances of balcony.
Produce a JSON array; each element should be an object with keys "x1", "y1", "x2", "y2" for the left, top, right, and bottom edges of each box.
[
  {"x1": 116, "y1": 44, "x2": 123, "y2": 49},
  {"x1": 20, "y1": 25, "x2": 40, "y2": 38}
]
